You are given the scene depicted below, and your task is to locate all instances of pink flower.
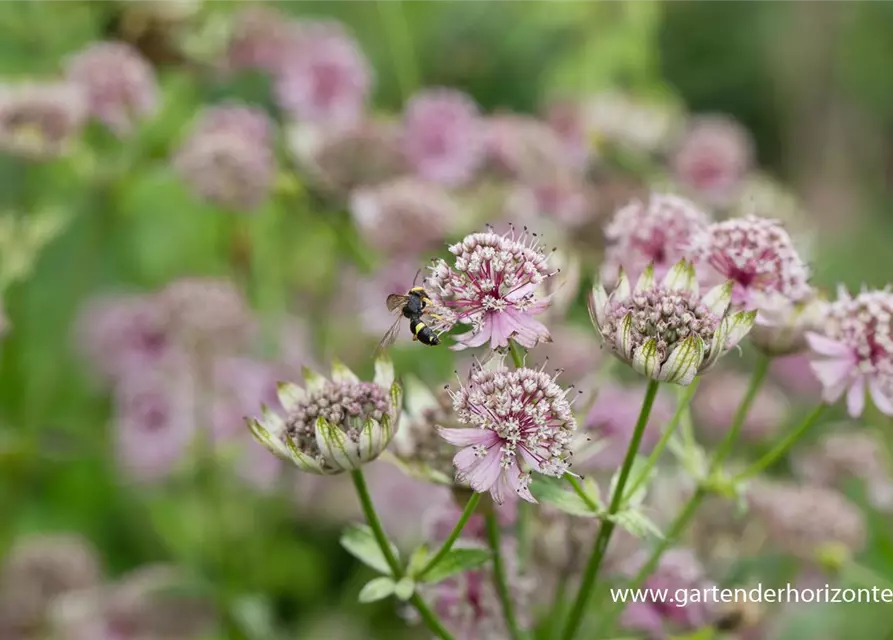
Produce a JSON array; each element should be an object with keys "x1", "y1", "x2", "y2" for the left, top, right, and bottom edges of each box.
[
  {"x1": 543, "y1": 98, "x2": 590, "y2": 171},
  {"x1": 225, "y1": 7, "x2": 304, "y2": 75},
  {"x1": 113, "y1": 369, "x2": 197, "y2": 483},
  {"x1": 582, "y1": 383, "x2": 674, "y2": 471},
  {"x1": 427, "y1": 228, "x2": 556, "y2": 350},
  {"x1": 173, "y1": 103, "x2": 275, "y2": 211},
  {"x1": 690, "y1": 215, "x2": 812, "y2": 309},
  {"x1": 671, "y1": 114, "x2": 754, "y2": 207},
  {"x1": 65, "y1": 41, "x2": 158, "y2": 136},
  {"x1": 505, "y1": 173, "x2": 598, "y2": 230},
  {"x1": 483, "y1": 114, "x2": 572, "y2": 182},
  {"x1": 402, "y1": 88, "x2": 484, "y2": 186},
  {"x1": 806, "y1": 288, "x2": 893, "y2": 417},
  {"x1": 437, "y1": 363, "x2": 577, "y2": 504},
  {"x1": 274, "y1": 21, "x2": 372, "y2": 128},
  {"x1": 601, "y1": 193, "x2": 711, "y2": 286}
]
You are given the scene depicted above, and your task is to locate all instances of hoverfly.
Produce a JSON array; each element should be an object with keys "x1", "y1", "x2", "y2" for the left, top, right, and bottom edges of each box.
[{"x1": 376, "y1": 271, "x2": 443, "y2": 354}]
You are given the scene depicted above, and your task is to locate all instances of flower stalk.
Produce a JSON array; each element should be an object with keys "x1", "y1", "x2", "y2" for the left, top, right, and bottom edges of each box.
[
  {"x1": 709, "y1": 353, "x2": 770, "y2": 470},
  {"x1": 560, "y1": 378, "x2": 660, "y2": 640},
  {"x1": 418, "y1": 492, "x2": 482, "y2": 579},
  {"x1": 485, "y1": 512, "x2": 524, "y2": 640},
  {"x1": 350, "y1": 469, "x2": 455, "y2": 640},
  {"x1": 737, "y1": 403, "x2": 827, "y2": 480}
]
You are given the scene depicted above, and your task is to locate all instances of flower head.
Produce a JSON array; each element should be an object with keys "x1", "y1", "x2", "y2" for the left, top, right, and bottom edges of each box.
[
  {"x1": 671, "y1": 114, "x2": 754, "y2": 206},
  {"x1": 402, "y1": 88, "x2": 484, "y2": 186},
  {"x1": 0, "y1": 534, "x2": 101, "y2": 634},
  {"x1": 64, "y1": 41, "x2": 158, "y2": 136},
  {"x1": 690, "y1": 215, "x2": 812, "y2": 309},
  {"x1": 748, "y1": 480, "x2": 866, "y2": 565},
  {"x1": 0, "y1": 82, "x2": 86, "y2": 161},
  {"x1": 589, "y1": 260, "x2": 756, "y2": 385},
  {"x1": 225, "y1": 7, "x2": 303, "y2": 74},
  {"x1": 174, "y1": 103, "x2": 275, "y2": 211},
  {"x1": 288, "y1": 119, "x2": 407, "y2": 199},
  {"x1": 602, "y1": 193, "x2": 711, "y2": 285},
  {"x1": 349, "y1": 177, "x2": 456, "y2": 256},
  {"x1": 438, "y1": 362, "x2": 577, "y2": 504},
  {"x1": 806, "y1": 287, "x2": 893, "y2": 417},
  {"x1": 247, "y1": 357, "x2": 400, "y2": 474},
  {"x1": 427, "y1": 228, "x2": 556, "y2": 350},
  {"x1": 750, "y1": 289, "x2": 828, "y2": 356},
  {"x1": 274, "y1": 21, "x2": 371, "y2": 128}
]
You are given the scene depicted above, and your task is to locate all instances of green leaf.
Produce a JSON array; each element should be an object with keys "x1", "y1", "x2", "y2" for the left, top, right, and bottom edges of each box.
[
  {"x1": 531, "y1": 478, "x2": 600, "y2": 517},
  {"x1": 611, "y1": 509, "x2": 663, "y2": 540},
  {"x1": 393, "y1": 577, "x2": 415, "y2": 601},
  {"x1": 609, "y1": 455, "x2": 650, "y2": 508},
  {"x1": 340, "y1": 525, "x2": 399, "y2": 576},
  {"x1": 407, "y1": 545, "x2": 430, "y2": 578},
  {"x1": 421, "y1": 548, "x2": 491, "y2": 584},
  {"x1": 358, "y1": 577, "x2": 396, "y2": 603}
]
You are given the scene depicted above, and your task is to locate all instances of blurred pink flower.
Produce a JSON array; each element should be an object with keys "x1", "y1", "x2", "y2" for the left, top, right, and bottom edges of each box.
[
  {"x1": 0, "y1": 82, "x2": 87, "y2": 160},
  {"x1": 525, "y1": 323, "x2": 602, "y2": 383},
  {"x1": 350, "y1": 177, "x2": 457, "y2": 256},
  {"x1": 505, "y1": 173, "x2": 598, "y2": 230},
  {"x1": 806, "y1": 287, "x2": 893, "y2": 417},
  {"x1": 424, "y1": 492, "x2": 518, "y2": 544},
  {"x1": 402, "y1": 88, "x2": 485, "y2": 186},
  {"x1": 174, "y1": 103, "x2": 275, "y2": 211},
  {"x1": 601, "y1": 193, "x2": 711, "y2": 286},
  {"x1": 620, "y1": 549, "x2": 716, "y2": 638},
  {"x1": 543, "y1": 98, "x2": 590, "y2": 171},
  {"x1": 690, "y1": 215, "x2": 812, "y2": 310},
  {"x1": 75, "y1": 293, "x2": 173, "y2": 383},
  {"x1": 582, "y1": 383, "x2": 674, "y2": 471},
  {"x1": 693, "y1": 370, "x2": 790, "y2": 442},
  {"x1": 439, "y1": 363, "x2": 577, "y2": 504},
  {"x1": 113, "y1": 369, "x2": 197, "y2": 483},
  {"x1": 483, "y1": 114, "x2": 573, "y2": 182},
  {"x1": 769, "y1": 353, "x2": 822, "y2": 399},
  {"x1": 427, "y1": 228, "x2": 556, "y2": 350},
  {"x1": 671, "y1": 114, "x2": 754, "y2": 206},
  {"x1": 65, "y1": 41, "x2": 158, "y2": 137},
  {"x1": 275, "y1": 21, "x2": 372, "y2": 128},
  {"x1": 225, "y1": 7, "x2": 303, "y2": 75}
]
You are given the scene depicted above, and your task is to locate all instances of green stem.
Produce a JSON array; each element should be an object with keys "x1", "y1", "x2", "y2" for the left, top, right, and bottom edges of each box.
[
  {"x1": 508, "y1": 339, "x2": 525, "y2": 368},
  {"x1": 419, "y1": 492, "x2": 482, "y2": 578},
  {"x1": 710, "y1": 354, "x2": 771, "y2": 471},
  {"x1": 559, "y1": 379, "x2": 660, "y2": 640},
  {"x1": 566, "y1": 474, "x2": 599, "y2": 511},
  {"x1": 547, "y1": 580, "x2": 568, "y2": 640},
  {"x1": 485, "y1": 512, "x2": 524, "y2": 640},
  {"x1": 623, "y1": 378, "x2": 700, "y2": 502},
  {"x1": 350, "y1": 469, "x2": 455, "y2": 640},
  {"x1": 376, "y1": 0, "x2": 418, "y2": 101},
  {"x1": 737, "y1": 404, "x2": 827, "y2": 480}
]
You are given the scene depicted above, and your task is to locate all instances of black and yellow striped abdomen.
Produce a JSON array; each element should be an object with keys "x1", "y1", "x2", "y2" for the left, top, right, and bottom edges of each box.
[{"x1": 411, "y1": 318, "x2": 440, "y2": 346}]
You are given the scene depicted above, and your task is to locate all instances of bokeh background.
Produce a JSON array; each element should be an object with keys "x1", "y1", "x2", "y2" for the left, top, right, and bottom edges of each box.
[{"x1": 2, "y1": 1, "x2": 893, "y2": 639}]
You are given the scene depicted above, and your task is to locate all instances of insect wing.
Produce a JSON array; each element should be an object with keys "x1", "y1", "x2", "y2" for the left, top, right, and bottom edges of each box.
[
  {"x1": 375, "y1": 317, "x2": 403, "y2": 356},
  {"x1": 386, "y1": 294, "x2": 409, "y2": 313}
]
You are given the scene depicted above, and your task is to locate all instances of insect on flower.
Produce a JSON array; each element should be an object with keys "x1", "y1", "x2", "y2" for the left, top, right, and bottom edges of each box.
[{"x1": 376, "y1": 270, "x2": 446, "y2": 355}]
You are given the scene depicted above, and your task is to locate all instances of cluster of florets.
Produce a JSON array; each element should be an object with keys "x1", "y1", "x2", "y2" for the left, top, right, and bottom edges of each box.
[
  {"x1": 807, "y1": 288, "x2": 893, "y2": 416},
  {"x1": 427, "y1": 229, "x2": 556, "y2": 350},
  {"x1": 0, "y1": 82, "x2": 87, "y2": 160},
  {"x1": 438, "y1": 363, "x2": 576, "y2": 504},
  {"x1": 602, "y1": 193, "x2": 711, "y2": 284},
  {"x1": 173, "y1": 104, "x2": 275, "y2": 211},
  {"x1": 64, "y1": 40, "x2": 158, "y2": 137},
  {"x1": 690, "y1": 215, "x2": 812, "y2": 308}
]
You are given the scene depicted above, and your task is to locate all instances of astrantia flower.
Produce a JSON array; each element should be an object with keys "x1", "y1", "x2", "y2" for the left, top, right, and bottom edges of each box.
[
  {"x1": 671, "y1": 114, "x2": 754, "y2": 207},
  {"x1": 288, "y1": 119, "x2": 407, "y2": 199},
  {"x1": 619, "y1": 549, "x2": 716, "y2": 637},
  {"x1": 483, "y1": 114, "x2": 572, "y2": 182},
  {"x1": 246, "y1": 357, "x2": 400, "y2": 475},
  {"x1": 806, "y1": 287, "x2": 893, "y2": 417},
  {"x1": 0, "y1": 82, "x2": 86, "y2": 161},
  {"x1": 349, "y1": 177, "x2": 456, "y2": 256},
  {"x1": 601, "y1": 193, "x2": 711, "y2": 285},
  {"x1": 0, "y1": 534, "x2": 101, "y2": 635},
  {"x1": 402, "y1": 88, "x2": 484, "y2": 186},
  {"x1": 750, "y1": 289, "x2": 828, "y2": 356},
  {"x1": 589, "y1": 260, "x2": 756, "y2": 385},
  {"x1": 426, "y1": 229, "x2": 556, "y2": 350},
  {"x1": 748, "y1": 480, "x2": 866, "y2": 564},
  {"x1": 438, "y1": 362, "x2": 577, "y2": 504},
  {"x1": 690, "y1": 215, "x2": 812, "y2": 309},
  {"x1": 64, "y1": 41, "x2": 158, "y2": 136},
  {"x1": 793, "y1": 429, "x2": 893, "y2": 512},
  {"x1": 173, "y1": 103, "x2": 274, "y2": 211},
  {"x1": 225, "y1": 7, "x2": 303, "y2": 75},
  {"x1": 274, "y1": 21, "x2": 372, "y2": 128}
]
